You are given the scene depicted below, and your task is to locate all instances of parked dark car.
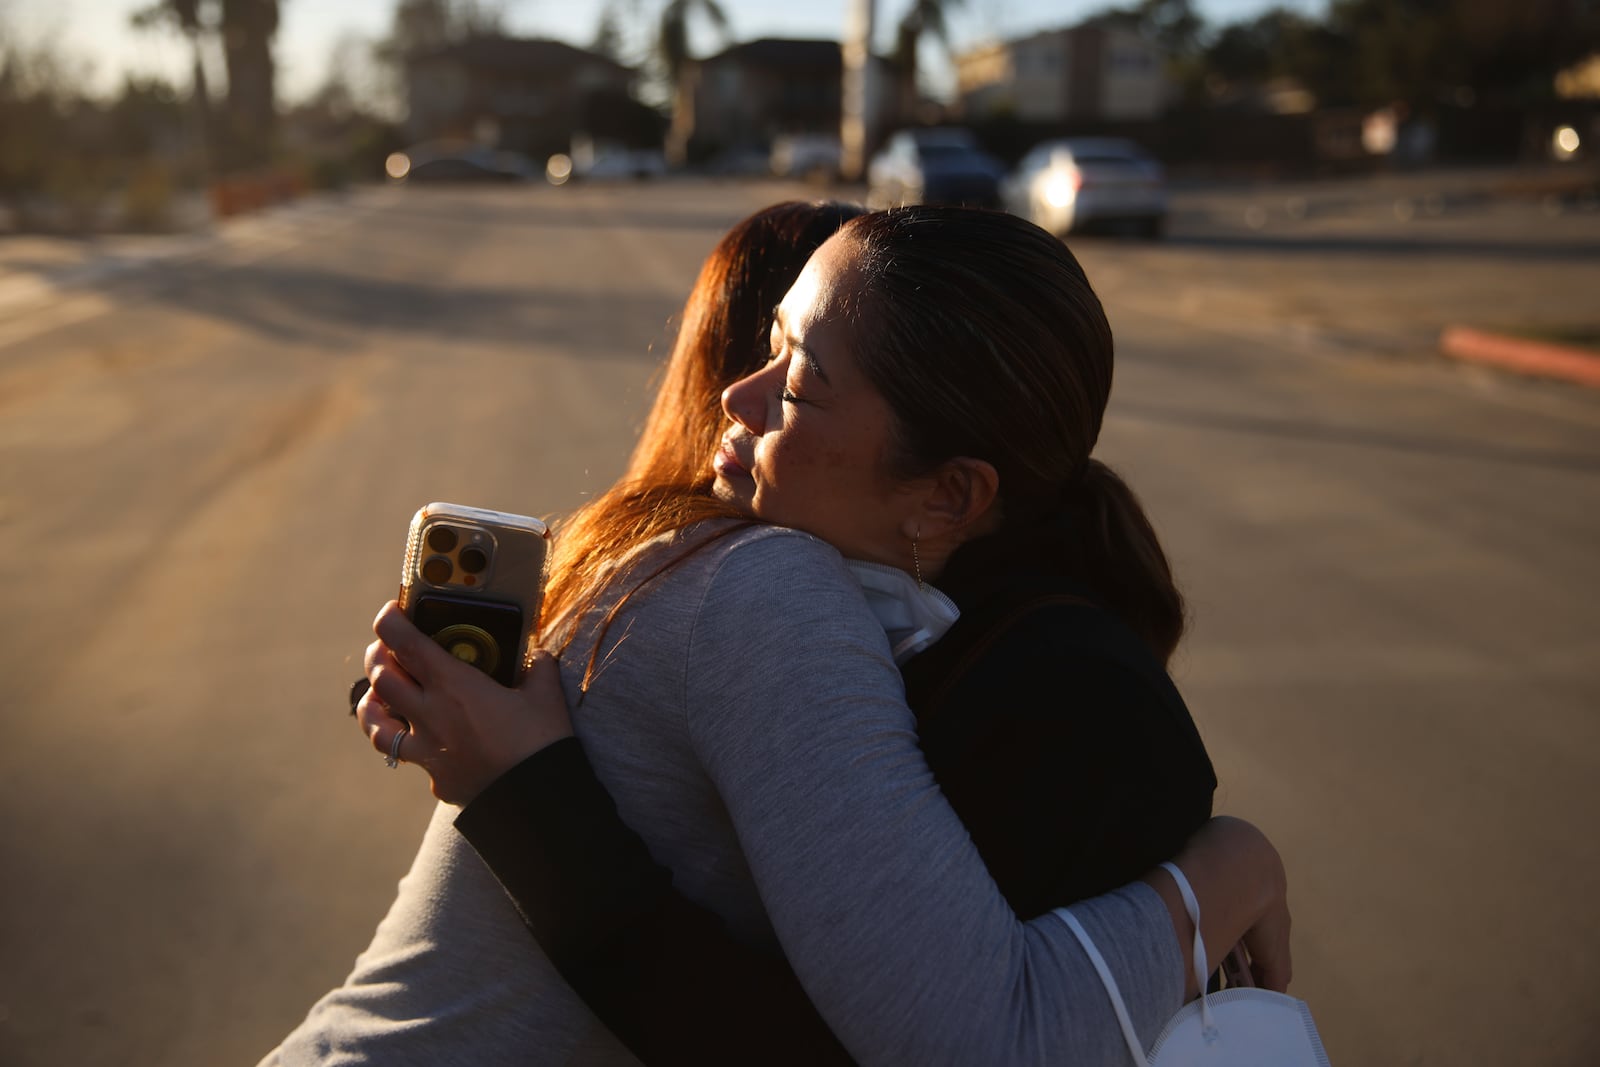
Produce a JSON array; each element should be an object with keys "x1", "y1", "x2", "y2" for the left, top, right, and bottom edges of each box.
[
  {"x1": 867, "y1": 128, "x2": 1006, "y2": 209},
  {"x1": 386, "y1": 142, "x2": 536, "y2": 184}
]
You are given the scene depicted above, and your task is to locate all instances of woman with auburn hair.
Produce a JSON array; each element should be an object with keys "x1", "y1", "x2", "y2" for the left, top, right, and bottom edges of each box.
[
  {"x1": 267, "y1": 204, "x2": 1289, "y2": 1066},
  {"x1": 264, "y1": 201, "x2": 871, "y2": 1066},
  {"x1": 542, "y1": 199, "x2": 870, "y2": 640}
]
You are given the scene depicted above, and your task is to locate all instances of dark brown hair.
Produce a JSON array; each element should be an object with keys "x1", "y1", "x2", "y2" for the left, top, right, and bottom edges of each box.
[
  {"x1": 541, "y1": 200, "x2": 869, "y2": 661},
  {"x1": 838, "y1": 206, "x2": 1186, "y2": 662}
]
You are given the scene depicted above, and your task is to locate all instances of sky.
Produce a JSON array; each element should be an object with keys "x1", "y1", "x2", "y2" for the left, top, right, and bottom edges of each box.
[{"x1": 6, "y1": 0, "x2": 1327, "y2": 103}]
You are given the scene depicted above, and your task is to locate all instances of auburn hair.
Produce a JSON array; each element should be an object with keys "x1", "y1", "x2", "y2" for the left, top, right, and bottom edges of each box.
[{"x1": 539, "y1": 201, "x2": 868, "y2": 670}]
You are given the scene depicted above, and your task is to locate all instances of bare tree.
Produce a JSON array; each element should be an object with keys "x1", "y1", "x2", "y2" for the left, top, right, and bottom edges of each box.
[
  {"x1": 372, "y1": 0, "x2": 508, "y2": 118},
  {"x1": 376, "y1": 0, "x2": 506, "y2": 62},
  {"x1": 893, "y1": 0, "x2": 963, "y2": 122},
  {"x1": 592, "y1": 2, "x2": 625, "y2": 62}
]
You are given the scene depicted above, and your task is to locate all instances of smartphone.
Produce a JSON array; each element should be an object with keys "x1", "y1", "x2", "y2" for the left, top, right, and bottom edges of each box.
[{"x1": 397, "y1": 502, "x2": 551, "y2": 687}]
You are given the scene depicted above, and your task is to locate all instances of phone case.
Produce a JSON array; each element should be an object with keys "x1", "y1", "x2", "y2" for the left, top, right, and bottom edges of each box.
[{"x1": 398, "y1": 502, "x2": 551, "y2": 686}]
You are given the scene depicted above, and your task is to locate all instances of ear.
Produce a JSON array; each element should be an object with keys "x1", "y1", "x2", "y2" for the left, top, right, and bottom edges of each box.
[{"x1": 900, "y1": 457, "x2": 1000, "y2": 542}]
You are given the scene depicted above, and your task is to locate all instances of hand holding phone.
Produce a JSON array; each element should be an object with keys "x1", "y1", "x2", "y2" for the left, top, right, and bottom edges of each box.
[
  {"x1": 360, "y1": 603, "x2": 575, "y2": 802},
  {"x1": 398, "y1": 502, "x2": 551, "y2": 687}
]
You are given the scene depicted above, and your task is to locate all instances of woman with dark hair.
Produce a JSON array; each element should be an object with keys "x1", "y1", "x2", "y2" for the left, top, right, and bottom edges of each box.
[
  {"x1": 268, "y1": 204, "x2": 1289, "y2": 1066},
  {"x1": 365, "y1": 206, "x2": 1275, "y2": 1065}
]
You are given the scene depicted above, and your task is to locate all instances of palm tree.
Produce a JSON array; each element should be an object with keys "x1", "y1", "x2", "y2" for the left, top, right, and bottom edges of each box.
[
  {"x1": 130, "y1": 0, "x2": 214, "y2": 175},
  {"x1": 657, "y1": 0, "x2": 729, "y2": 165},
  {"x1": 132, "y1": 0, "x2": 281, "y2": 171},
  {"x1": 656, "y1": 0, "x2": 729, "y2": 101},
  {"x1": 218, "y1": 0, "x2": 280, "y2": 169},
  {"x1": 893, "y1": 0, "x2": 962, "y2": 123}
]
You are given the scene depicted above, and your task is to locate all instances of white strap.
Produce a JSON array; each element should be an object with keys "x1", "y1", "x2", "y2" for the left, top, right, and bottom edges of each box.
[
  {"x1": 1051, "y1": 907, "x2": 1151, "y2": 1067},
  {"x1": 1160, "y1": 861, "x2": 1218, "y2": 1038}
]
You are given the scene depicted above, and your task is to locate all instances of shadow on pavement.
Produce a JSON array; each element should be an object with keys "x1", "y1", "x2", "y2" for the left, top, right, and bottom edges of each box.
[
  {"x1": 125, "y1": 260, "x2": 677, "y2": 357},
  {"x1": 386, "y1": 188, "x2": 756, "y2": 235},
  {"x1": 1159, "y1": 231, "x2": 1600, "y2": 263},
  {"x1": 1117, "y1": 400, "x2": 1600, "y2": 475}
]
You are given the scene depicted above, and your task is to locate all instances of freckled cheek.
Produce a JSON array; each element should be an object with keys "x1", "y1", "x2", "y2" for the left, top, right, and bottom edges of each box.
[
  {"x1": 764, "y1": 432, "x2": 812, "y2": 479},
  {"x1": 751, "y1": 433, "x2": 812, "y2": 507},
  {"x1": 778, "y1": 423, "x2": 881, "y2": 486}
]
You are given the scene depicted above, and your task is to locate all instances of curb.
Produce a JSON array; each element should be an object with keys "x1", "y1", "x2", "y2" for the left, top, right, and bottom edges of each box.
[{"x1": 1438, "y1": 326, "x2": 1600, "y2": 389}]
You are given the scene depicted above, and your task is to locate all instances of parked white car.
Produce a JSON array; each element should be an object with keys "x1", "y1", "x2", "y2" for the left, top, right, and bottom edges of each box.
[{"x1": 1001, "y1": 138, "x2": 1168, "y2": 238}]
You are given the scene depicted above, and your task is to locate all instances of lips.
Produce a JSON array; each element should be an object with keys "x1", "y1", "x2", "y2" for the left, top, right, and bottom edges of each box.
[{"x1": 713, "y1": 432, "x2": 753, "y2": 481}]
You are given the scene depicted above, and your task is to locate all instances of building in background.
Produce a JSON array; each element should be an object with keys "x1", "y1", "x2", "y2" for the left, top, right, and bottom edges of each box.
[
  {"x1": 669, "y1": 38, "x2": 895, "y2": 166},
  {"x1": 956, "y1": 22, "x2": 1168, "y2": 124},
  {"x1": 404, "y1": 37, "x2": 643, "y2": 160}
]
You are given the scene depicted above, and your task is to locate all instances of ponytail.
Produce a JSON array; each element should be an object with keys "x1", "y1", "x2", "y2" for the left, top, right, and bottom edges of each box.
[
  {"x1": 941, "y1": 459, "x2": 1185, "y2": 666},
  {"x1": 838, "y1": 208, "x2": 1186, "y2": 664},
  {"x1": 1065, "y1": 459, "x2": 1185, "y2": 665}
]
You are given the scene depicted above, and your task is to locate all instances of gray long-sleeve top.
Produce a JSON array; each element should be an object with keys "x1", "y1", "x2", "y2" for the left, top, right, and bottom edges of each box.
[{"x1": 263, "y1": 523, "x2": 1184, "y2": 1065}]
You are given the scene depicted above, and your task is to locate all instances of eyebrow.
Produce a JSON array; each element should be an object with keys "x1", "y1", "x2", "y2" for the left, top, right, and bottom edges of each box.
[{"x1": 773, "y1": 306, "x2": 830, "y2": 384}]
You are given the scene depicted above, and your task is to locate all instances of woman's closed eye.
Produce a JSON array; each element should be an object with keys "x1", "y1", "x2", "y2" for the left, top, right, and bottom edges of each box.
[{"x1": 778, "y1": 361, "x2": 816, "y2": 405}]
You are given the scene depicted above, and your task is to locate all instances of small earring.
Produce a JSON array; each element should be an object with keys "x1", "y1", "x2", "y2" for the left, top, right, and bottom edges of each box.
[{"x1": 911, "y1": 526, "x2": 924, "y2": 590}]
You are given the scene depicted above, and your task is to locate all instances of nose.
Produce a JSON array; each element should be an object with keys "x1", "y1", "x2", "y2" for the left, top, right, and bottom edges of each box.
[{"x1": 721, "y1": 362, "x2": 776, "y2": 435}]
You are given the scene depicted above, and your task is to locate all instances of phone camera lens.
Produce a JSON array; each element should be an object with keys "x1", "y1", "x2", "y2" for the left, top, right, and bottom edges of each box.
[
  {"x1": 427, "y1": 525, "x2": 459, "y2": 553},
  {"x1": 458, "y1": 546, "x2": 489, "y2": 574},
  {"x1": 422, "y1": 556, "x2": 453, "y2": 584}
]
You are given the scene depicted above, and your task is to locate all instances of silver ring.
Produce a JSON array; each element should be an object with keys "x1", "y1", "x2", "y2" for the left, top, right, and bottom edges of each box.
[{"x1": 385, "y1": 725, "x2": 409, "y2": 769}]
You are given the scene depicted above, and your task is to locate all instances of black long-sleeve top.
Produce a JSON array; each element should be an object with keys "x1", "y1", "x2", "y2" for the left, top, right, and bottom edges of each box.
[{"x1": 455, "y1": 566, "x2": 1216, "y2": 1065}]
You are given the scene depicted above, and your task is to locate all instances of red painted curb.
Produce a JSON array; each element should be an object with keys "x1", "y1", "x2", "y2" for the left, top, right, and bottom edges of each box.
[{"x1": 1439, "y1": 326, "x2": 1600, "y2": 388}]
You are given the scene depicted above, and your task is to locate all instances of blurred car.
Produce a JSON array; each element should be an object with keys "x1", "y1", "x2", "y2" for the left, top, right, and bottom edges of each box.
[
  {"x1": 386, "y1": 142, "x2": 535, "y2": 184},
  {"x1": 576, "y1": 147, "x2": 668, "y2": 181},
  {"x1": 867, "y1": 128, "x2": 1006, "y2": 209},
  {"x1": 547, "y1": 137, "x2": 668, "y2": 185},
  {"x1": 706, "y1": 146, "x2": 775, "y2": 178},
  {"x1": 1001, "y1": 138, "x2": 1168, "y2": 238},
  {"x1": 771, "y1": 134, "x2": 843, "y2": 180}
]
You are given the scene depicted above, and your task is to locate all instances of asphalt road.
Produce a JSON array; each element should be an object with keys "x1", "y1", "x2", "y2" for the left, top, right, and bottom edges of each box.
[{"x1": 2, "y1": 177, "x2": 1597, "y2": 1067}]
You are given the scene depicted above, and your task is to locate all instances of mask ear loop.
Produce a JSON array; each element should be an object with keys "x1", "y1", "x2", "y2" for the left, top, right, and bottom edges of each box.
[{"x1": 1160, "y1": 861, "x2": 1218, "y2": 1041}]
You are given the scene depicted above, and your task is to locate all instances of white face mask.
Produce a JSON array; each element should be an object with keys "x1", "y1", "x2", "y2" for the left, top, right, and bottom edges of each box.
[{"x1": 844, "y1": 560, "x2": 961, "y2": 665}]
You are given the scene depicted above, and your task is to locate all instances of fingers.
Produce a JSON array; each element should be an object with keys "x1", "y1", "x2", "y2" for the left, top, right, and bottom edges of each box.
[
  {"x1": 364, "y1": 637, "x2": 388, "y2": 677},
  {"x1": 355, "y1": 628, "x2": 409, "y2": 717},
  {"x1": 373, "y1": 601, "x2": 451, "y2": 689},
  {"x1": 369, "y1": 643, "x2": 424, "y2": 721},
  {"x1": 1248, "y1": 942, "x2": 1292, "y2": 993},
  {"x1": 358, "y1": 604, "x2": 564, "y2": 798},
  {"x1": 1242, "y1": 900, "x2": 1294, "y2": 993},
  {"x1": 355, "y1": 687, "x2": 412, "y2": 765},
  {"x1": 1254, "y1": 958, "x2": 1292, "y2": 993},
  {"x1": 518, "y1": 648, "x2": 562, "y2": 697},
  {"x1": 516, "y1": 648, "x2": 576, "y2": 735}
]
